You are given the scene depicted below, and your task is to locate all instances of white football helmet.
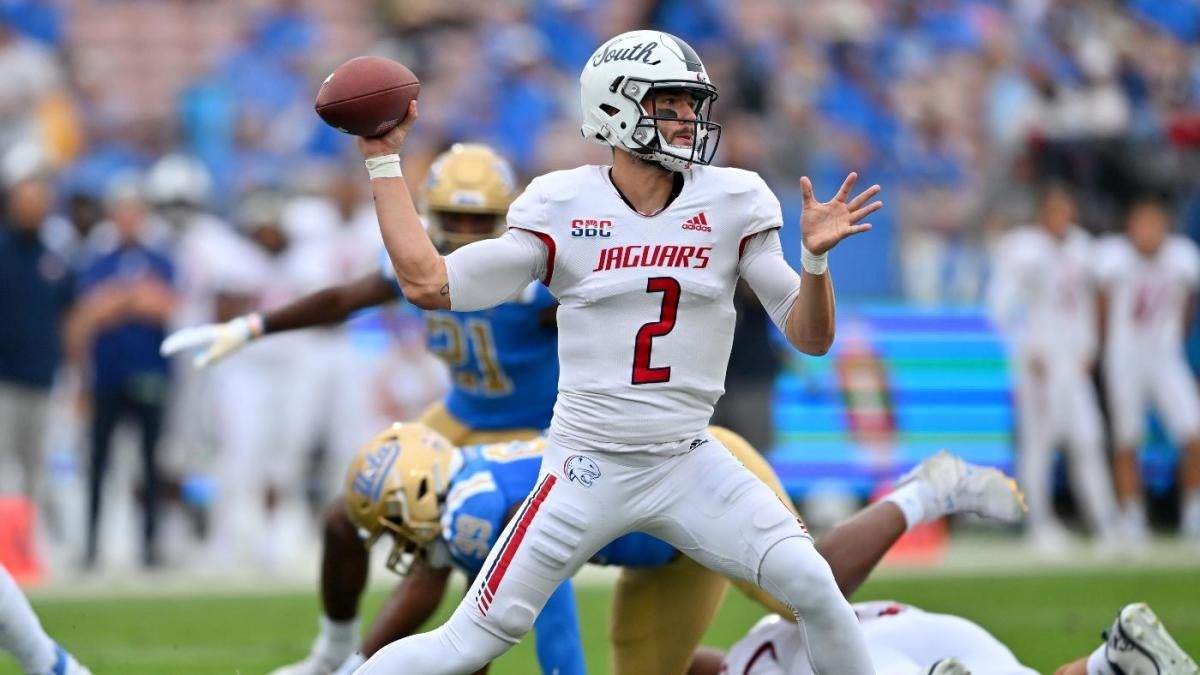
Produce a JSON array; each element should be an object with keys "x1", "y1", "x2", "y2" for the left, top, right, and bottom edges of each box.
[
  {"x1": 145, "y1": 154, "x2": 213, "y2": 208},
  {"x1": 580, "y1": 30, "x2": 720, "y2": 172}
]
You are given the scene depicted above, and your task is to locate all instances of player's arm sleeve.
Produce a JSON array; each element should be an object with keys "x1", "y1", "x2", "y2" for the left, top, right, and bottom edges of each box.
[
  {"x1": 985, "y1": 238, "x2": 1026, "y2": 339},
  {"x1": 444, "y1": 229, "x2": 547, "y2": 311},
  {"x1": 738, "y1": 229, "x2": 801, "y2": 332},
  {"x1": 1090, "y1": 238, "x2": 1120, "y2": 289},
  {"x1": 531, "y1": 578, "x2": 586, "y2": 675},
  {"x1": 1182, "y1": 239, "x2": 1200, "y2": 289}
]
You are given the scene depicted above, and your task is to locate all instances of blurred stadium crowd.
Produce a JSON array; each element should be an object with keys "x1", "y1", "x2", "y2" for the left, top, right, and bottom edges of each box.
[{"x1": 3, "y1": 0, "x2": 1200, "y2": 573}]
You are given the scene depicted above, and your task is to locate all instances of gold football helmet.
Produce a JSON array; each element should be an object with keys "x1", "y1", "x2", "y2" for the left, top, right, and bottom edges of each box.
[
  {"x1": 422, "y1": 143, "x2": 517, "y2": 253},
  {"x1": 343, "y1": 422, "x2": 460, "y2": 574}
]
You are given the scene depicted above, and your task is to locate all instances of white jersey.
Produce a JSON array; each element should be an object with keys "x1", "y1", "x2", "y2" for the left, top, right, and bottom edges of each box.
[
  {"x1": 283, "y1": 196, "x2": 382, "y2": 288},
  {"x1": 1093, "y1": 234, "x2": 1200, "y2": 357},
  {"x1": 506, "y1": 164, "x2": 785, "y2": 447},
  {"x1": 722, "y1": 604, "x2": 1037, "y2": 675},
  {"x1": 170, "y1": 213, "x2": 263, "y2": 331},
  {"x1": 987, "y1": 225, "x2": 1097, "y2": 362}
]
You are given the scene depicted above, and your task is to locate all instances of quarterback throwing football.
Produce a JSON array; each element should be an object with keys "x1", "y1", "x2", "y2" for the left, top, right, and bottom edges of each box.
[{"x1": 356, "y1": 30, "x2": 883, "y2": 674}]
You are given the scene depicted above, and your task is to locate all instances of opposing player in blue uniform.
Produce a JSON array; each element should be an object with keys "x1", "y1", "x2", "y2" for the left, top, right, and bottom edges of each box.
[
  {"x1": 334, "y1": 424, "x2": 678, "y2": 675},
  {"x1": 304, "y1": 423, "x2": 1023, "y2": 675},
  {"x1": 159, "y1": 145, "x2": 561, "y2": 675}
]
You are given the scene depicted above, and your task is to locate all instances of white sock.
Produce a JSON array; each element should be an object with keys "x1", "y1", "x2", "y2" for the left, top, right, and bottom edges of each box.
[
  {"x1": 334, "y1": 652, "x2": 366, "y2": 675},
  {"x1": 315, "y1": 615, "x2": 359, "y2": 664},
  {"x1": 0, "y1": 566, "x2": 57, "y2": 674},
  {"x1": 1087, "y1": 643, "x2": 1116, "y2": 675},
  {"x1": 1122, "y1": 500, "x2": 1147, "y2": 524},
  {"x1": 1182, "y1": 489, "x2": 1200, "y2": 535},
  {"x1": 882, "y1": 482, "x2": 928, "y2": 531}
]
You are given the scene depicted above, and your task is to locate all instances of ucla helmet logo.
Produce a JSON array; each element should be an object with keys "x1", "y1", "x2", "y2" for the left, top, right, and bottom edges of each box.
[{"x1": 564, "y1": 455, "x2": 601, "y2": 487}]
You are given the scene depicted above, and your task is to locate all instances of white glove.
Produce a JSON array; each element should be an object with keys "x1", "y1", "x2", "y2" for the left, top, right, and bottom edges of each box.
[{"x1": 160, "y1": 314, "x2": 264, "y2": 368}]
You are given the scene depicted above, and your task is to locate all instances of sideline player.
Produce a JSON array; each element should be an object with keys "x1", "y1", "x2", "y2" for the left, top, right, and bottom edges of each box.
[
  {"x1": 1094, "y1": 198, "x2": 1200, "y2": 543},
  {"x1": 696, "y1": 601, "x2": 1196, "y2": 675},
  {"x1": 0, "y1": 564, "x2": 91, "y2": 675},
  {"x1": 356, "y1": 29, "x2": 886, "y2": 675},
  {"x1": 160, "y1": 144, "x2": 557, "y2": 671},
  {"x1": 986, "y1": 184, "x2": 1120, "y2": 551},
  {"x1": 307, "y1": 423, "x2": 1023, "y2": 675}
]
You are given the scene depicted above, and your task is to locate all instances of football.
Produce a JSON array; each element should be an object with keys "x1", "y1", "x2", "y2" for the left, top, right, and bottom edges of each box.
[{"x1": 314, "y1": 56, "x2": 420, "y2": 137}]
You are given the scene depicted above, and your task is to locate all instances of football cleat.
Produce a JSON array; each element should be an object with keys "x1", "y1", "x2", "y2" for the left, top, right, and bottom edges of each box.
[
  {"x1": 897, "y1": 450, "x2": 1027, "y2": 524},
  {"x1": 1105, "y1": 603, "x2": 1199, "y2": 675},
  {"x1": 927, "y1": 657, "x2": 972, "y2": 675}
]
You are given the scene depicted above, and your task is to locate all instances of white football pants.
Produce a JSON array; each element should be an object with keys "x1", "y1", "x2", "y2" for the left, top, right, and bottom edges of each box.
[
  {"x1": 355, "y1": 430, "x2": 875, "y2": 675},
  {"x1": 1105, "y1": 352, "x2": 1200, "y2": 449},
  {"x1": 1014, "y1": 358, "x2": 1119, "y2": 535}
]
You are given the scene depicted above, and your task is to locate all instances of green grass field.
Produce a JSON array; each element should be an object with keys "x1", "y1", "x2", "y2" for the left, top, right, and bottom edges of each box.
[{"x1": 8, "y1": 568, "x2": 1199, "y2": 674}]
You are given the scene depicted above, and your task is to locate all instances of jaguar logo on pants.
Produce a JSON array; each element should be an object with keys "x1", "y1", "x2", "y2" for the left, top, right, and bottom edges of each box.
[{"x1": 564, "y1": 455, "x2": 601, "y2": 487}]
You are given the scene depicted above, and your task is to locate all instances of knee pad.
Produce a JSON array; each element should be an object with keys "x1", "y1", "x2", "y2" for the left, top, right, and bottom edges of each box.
[
  {"x1": 758, "y1": 536, "x2": 841, "y2": 616},
  {"x1": 490, "y1": 601, "x2": 538, "y2": 642}
]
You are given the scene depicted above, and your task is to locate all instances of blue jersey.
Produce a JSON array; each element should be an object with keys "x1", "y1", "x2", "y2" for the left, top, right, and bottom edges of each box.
[
  {"x1": 438, "y1": 439, "x2": 676, "y2": 675},
  {"x1": 380, "y1": 251, "x2": 558, "y2": 430}
]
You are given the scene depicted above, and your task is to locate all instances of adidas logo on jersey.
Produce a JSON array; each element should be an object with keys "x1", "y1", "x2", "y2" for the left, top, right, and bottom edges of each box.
[{"x1": 682, "y1": 212, "x2": 711, "y2": 232}]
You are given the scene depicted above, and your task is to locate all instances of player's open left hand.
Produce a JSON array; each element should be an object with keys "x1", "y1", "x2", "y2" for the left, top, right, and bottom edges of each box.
[
  {"x1": 356, "y1": 100, "x2": 419, "y2": 159},
  {"x1": 800, "y1": 172, "x2": 882, "y2": 255}
]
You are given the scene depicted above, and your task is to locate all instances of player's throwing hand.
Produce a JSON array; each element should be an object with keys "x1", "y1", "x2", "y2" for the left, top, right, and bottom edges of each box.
[
  {"x1": 800, "y1": 172, "x2": 882, "y2": 255},
  {"x1": 356, "y1": 100, "x2": 419, "y2": 159}
]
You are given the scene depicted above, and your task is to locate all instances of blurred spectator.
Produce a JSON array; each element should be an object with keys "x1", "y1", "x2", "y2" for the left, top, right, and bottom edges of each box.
[
  {"x1": 0, "y1": 18, "x2": 64, "y2": 157},
  {"x1": 68, "y1": 177, "x2": 176, "y2": 569},
  {"x1": 0, "y1": 173, "x2": 73, "y2": 504},
  {"x1": 895, "y1": 109, "x2": 977, "y2": 303},
  {"x1": 986, "y1": 185, "x2": 1121, "y2": 553}
]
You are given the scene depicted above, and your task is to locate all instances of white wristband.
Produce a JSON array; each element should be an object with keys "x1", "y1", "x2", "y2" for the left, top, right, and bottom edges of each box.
[
  {"x1": 245, "y1": 312, "x2": 265, "y2": 338},
  {"x1": 365, "y1": 154, "x2": 402, "y2": 179},
  {"x1": 801, "y1": 245, "x2": 828, "y2": 275}
]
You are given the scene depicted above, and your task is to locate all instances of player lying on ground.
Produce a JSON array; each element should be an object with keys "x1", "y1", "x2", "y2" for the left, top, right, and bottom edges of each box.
[
  {"x1": 0, "y1": 564, "x2": 90, "y2": 675},
  {"x1": 272, "y1": 422, "x2": 1022, "y2": 675},
  {"x1": 691, "y1": 601, "x2": 1197, "y2": 675},
  {"x1": 358, "y1": 28, "x2": 887, "y2": 674}
]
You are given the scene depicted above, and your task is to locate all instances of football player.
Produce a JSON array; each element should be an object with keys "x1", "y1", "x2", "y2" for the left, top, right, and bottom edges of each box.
[
  {"x1": 356, "y1": 29, "x2": 884, "y2": 674},
  {"x1": 1094, "y1": 198, "x2": 1200, "y2": 543},
  {"x1": 199, "y1": 190, "x2": 325, "y2": 569},
  {"x1": 300, "y1": 423, "x2": 1022, "y2": 675},
  {"x1": 986, "y1": 184, "x2": 1120, "y2": 552},
  {"x1": 697, "y1": 601, "x2": 1196, "y2": 675},
  {"x1": 160, "y1": 144, "x2": 557, "y2": 669},
  {"x1": 0, "y1": 564, "x2": 91, "y2": 675}
]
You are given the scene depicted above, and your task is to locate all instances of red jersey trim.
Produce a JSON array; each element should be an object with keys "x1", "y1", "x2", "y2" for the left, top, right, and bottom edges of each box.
[{"x1": 512, "y1": 228, "x2": 556, "y2": 286}]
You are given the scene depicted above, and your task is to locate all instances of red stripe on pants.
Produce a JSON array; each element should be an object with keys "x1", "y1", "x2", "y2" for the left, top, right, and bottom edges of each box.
[{"x1": 479, "y1": 474, "x2": 557, "y2": 616}]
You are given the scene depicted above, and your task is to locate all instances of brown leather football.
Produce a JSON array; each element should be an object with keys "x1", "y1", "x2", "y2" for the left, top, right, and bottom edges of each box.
[{"x1": 315, "y1": 56, "x2": 420, "y2": 137}]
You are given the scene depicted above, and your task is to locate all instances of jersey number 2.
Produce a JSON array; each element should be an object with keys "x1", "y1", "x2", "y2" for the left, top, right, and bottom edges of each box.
[{"x1": 632, "y1": 277, "x2": 680, "y2": 384}]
